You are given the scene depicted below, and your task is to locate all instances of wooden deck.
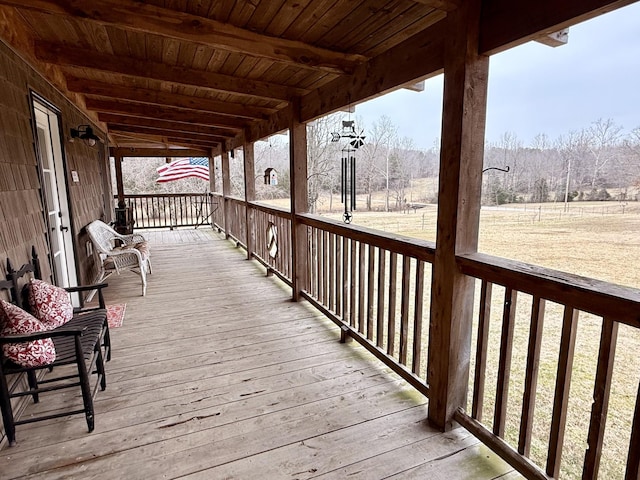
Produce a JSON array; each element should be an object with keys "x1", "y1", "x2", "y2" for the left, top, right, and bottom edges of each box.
[{"x1": 0, "y1": 228, "x2": 519, "y2": 479}]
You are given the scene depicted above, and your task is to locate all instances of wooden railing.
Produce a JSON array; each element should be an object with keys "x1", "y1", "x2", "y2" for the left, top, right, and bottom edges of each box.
[
  {"x1": 456, "y1": 252, "x2": 640, "y2": 480},
  {"x1": 118, "y1": 193, "x2": 213, "y2": 229},
  {"x1": 188, "y1": 198, "x2": 640, "y2": 479},
  {"x1": 210, "y1": 193, "x2": 224, "y2": 231},
  {"x1": 297, "y1": 213, "x2": 435, "y2": 396},
  {"x1": 249, "y1": 202, "x2": 293, "y2": 285},
  {"x1": 225, "y1": 197, "x2": 247, "y2": 247}
]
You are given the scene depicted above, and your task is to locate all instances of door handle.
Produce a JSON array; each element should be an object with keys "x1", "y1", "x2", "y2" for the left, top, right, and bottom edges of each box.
[{"x1": 60, "y1": 225, "x2": 69, "y2": 232}]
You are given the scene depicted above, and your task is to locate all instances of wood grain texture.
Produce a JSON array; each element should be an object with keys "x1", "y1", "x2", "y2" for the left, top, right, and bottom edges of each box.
[{"x1": 0, "y1": 229, "x2": 514, "y2": 480}]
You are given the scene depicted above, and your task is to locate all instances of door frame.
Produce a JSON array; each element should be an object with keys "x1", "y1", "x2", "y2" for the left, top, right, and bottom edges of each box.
[{"x1": 30, "y1": 91, "x2": 79, "y2": 289}]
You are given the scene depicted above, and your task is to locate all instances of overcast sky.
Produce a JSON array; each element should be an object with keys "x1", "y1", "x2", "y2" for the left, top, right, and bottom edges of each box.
[{"x1": 355, "y1": 2, "x2": 640, "y2": 150}]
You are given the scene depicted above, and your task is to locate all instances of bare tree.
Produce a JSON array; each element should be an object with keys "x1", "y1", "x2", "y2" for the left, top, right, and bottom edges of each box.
[
  {"x1": 307, "y1": 114, "x2": 343, "y2": 213},
  {"x1": 587, "y1": 118, "x2": 623, "y2": 189}
]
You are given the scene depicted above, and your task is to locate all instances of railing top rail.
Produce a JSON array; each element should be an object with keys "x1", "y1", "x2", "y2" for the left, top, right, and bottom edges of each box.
[
  {"x1": 118, "y1": 193, "x2": 209, "y2": 199},
  {"x1": 298, "y1": 213, "x2": 436, "y2": 262},
  {"x1": 249, "y1": 201, "x2": 292, "y2": 218},
  {"x1": 458, "y1": 252, "x2": 640, "y2": 328}
]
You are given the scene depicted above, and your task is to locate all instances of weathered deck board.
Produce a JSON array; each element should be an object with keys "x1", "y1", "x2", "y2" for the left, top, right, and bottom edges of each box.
[{"x1": 0, "y1": 228, "x2": 519, "y2": 479}]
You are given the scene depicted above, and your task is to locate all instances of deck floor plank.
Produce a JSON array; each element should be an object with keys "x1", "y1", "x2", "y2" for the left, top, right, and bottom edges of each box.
[{"x1": 0, "y1": 228, "x2": 518, "y2": 479}]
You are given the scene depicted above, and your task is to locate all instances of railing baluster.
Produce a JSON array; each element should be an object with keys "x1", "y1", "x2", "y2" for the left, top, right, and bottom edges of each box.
[
  {"x1": 547, "y1": 305, "x2": 579, "y2": 478},
  {"x1": 494, "y1": 287, "x2": 517, "y2": 438},
  {"x1": 335, "y1": 236, "x2": 342, "y2": 317},
  {"x1": 358, "y1": 241, "x2": 366, "y2": 334},
  {"x1": 412, "y1": 259, "x2": 424, "y2": 375},
  {"x1": 399, "y1": 255, "x2": 411, "y2": 366},
  {"x1": 387, "y1": 252, "x2": 397, "y2": 356},
  {"x1": 472, "y1": 280, "x2": 492, "y2": 421},
  {"x1": 329, "y1": 233, "x2": 335, "y2": 312},
  {"x1": 519, "y1": 295, "x2": 546, "y2": 456},
  {"x1": 317, "y1": 228, "x2": 323, "y2": 301},
  {"x1": 626, "y1": 380, "x2": 640, "y2": 480},
  {"x1": 376, "y1": 248, "x2": 386, "y2": 349},
  {"x1": 350, "y1": 238, "x2": 356, "y2": 327},
  {"x1": 366, "y1": 244, "x2": 375, "y2": 340},
  {"x1": 583, "y1": 317, "x2": 619, "y2": 479},
  {"x1": 341, "y1": 236, "x2": 348, "y2": 320}
]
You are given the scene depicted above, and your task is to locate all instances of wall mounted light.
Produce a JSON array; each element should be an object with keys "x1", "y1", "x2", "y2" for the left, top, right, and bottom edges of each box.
[{"x1": 70, "y1": 125, "x2": 100, "y2": 146}]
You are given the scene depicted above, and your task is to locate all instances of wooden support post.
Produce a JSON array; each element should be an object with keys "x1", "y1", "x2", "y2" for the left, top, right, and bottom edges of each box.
[
  {"x1": 114, "y1": 154, "x2": 125, "y2": 208},
  {"x1": 243, "y1": 141, "x2": 256, "y2": 260},
  {"x1": 221, "y1": 149, "x2": 231, "y2": 239},
  {"x1": 289, "y1": 100, "x2": 309, "y2": 301},
  {"x1": 427, "y1": 0, "x2": 489, "y2": 431}
]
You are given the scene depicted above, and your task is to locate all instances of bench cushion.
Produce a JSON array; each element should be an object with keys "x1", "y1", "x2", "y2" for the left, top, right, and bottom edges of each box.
[
  {"x1": 27, "y1": 279, "x2": 74, "y2": 329},
  {"x1": 0, "y1": 300, "x2": 56, "y2": 368}
]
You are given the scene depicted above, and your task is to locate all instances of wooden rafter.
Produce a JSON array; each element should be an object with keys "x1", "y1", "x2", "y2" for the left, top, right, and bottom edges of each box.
[
  {"x1": 1, "y1": 0, "x2": 366, "y2": 74},
  {"x1": 97, "y1": 114, "x2": 237, "y2": 139},
  {"x1": 66, "y1": 77, "x2": 276, "y2": 120},
  {"x1": 112, "y1": 130, "x2": 219, "y2": 148},
  {"x1": 107, "y1": 124, "x2": 225, "y2": 145},
  {"x1": 84, "y1": 98, "x2": 247, "y2": 130},
  {"x1": 109, "y1": 147, "x2": 210, "y2": 158},
  {"x1": 35, "y1": 42, "x2": 307, "y2": 102}
]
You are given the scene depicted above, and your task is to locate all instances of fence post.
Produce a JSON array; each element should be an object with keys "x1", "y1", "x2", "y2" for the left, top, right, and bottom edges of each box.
[{"x1": 428, "y1": 0, "x2": 489, "y2": 431}]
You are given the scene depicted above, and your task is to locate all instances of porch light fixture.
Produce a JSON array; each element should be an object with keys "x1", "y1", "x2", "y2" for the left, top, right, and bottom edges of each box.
[{"x1": 70, "y1": 125, "x2": 100, "y2": 146}]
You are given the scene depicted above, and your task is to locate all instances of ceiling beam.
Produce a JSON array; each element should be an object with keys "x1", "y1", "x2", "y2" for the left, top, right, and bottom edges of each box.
[
  {"x1": 2, "y1": 0, "x2": 365, "y2": 74},
  {"x1": 66, "y1": 77, "x2": 276, "y2": 120},
  {"x1": 85, "y1": 98, "x2": 247, "y2": 130},
  {"x1": 300, "y1": 19, "x2": 446, "y2": 123},
  {"x1": 107, "y1": 124, "x2": 227, "y2": 144},
  {"x1": 112, "y1": 130, "x2": 220, "y2": 149},
  {"x1": 480, "y1": 0, "x2": 636, "y2": 54},
  {"x1": 97, "y1": 113, "x2": 237, "y2": 138},
  {"x1": 110, "y1": 147, "x2": 210, "y2": 158},
  {"x1": 35, "y1": 42, "x2": 307, "y2": 102}
]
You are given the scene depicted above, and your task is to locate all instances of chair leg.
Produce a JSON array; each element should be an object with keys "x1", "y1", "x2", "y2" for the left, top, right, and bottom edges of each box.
[
  {"x1": 73, "y1": 336, "x2": 95, "y2": 433},
  {"x1": 26, "y1": 370, "x2": 39, "y2": 403},
  {"x1": 103, "y1": 322, "x2": 112, "y2": 362},
  {"x1": 94, "y1": 344, "x2": 107, "y2": 391},
  {"x1": 147, "y1": 257, "x2": 152, "y2": 275},
  {"x1": 0, "y1": 369, "x2": 16, "y2": 446},
  {"x1": 140, "y1": 264, "x2": 147, "y2": 296}
]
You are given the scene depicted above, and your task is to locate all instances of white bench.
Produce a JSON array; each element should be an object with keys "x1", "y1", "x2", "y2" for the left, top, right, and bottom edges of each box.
[{"x1": 86, "y1": 220, "x2": 151, "y2": 296}]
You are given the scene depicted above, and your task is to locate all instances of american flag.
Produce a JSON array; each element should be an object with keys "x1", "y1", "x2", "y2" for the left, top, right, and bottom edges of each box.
[{"x1": 156, "y1": 157, "x2": 209, "y2": 183}]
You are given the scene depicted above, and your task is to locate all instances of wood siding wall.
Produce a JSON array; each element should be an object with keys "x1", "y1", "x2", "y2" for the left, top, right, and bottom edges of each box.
[{"x1": 0, "y1": 39, "x2": 110, "y2": 290}]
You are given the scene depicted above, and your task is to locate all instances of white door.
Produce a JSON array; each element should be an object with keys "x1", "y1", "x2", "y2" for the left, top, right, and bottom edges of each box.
[{"x1": 33, "y1": 101, "x2": 78, "y2": 290}]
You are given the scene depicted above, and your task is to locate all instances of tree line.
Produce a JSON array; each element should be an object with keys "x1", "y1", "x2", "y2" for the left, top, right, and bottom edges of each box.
[{"x1": 115, "y1": 115, "x2": 640, "y2": 212}]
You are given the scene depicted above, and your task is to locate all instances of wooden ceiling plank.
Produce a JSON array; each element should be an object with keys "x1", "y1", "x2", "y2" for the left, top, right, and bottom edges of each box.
[
  {"x1": 65, "y1": 77, "x2": 275, "y2": 119},
  {"x1": 264, "y1": 0, "x2": 313, "y2": 37},
  {"x1": 480, "y1": 0, "x2": 637, "y2": 55},
  {"x1": 409, "y1": 0, "x2": 459, "y2": 11},
  {"x1": 1, "y1": 0, "x2": 367, "y2": 74},
  {"x1": 35, "y1": 41, "x2": 306, "y2": 102},
  {"x1": 84, "y1": 98, "x2": 247, "y2": 130},
  {"x1": 98, "y1": 113, "x2": 238, "y2": 138}
]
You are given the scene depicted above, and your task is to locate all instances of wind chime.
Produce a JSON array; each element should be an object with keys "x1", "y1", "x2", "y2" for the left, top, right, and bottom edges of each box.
[{"x1": 331, "y1": 120, "x2": 365, "y2": 223}]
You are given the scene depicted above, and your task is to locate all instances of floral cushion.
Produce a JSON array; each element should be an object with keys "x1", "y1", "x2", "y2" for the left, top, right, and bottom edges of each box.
[
  {"x1": 28, "y1": 279, "x2": 74, "y2": 329},
  {"x1": 0, "y1": 300, "x2": 56, "y2": 368}
]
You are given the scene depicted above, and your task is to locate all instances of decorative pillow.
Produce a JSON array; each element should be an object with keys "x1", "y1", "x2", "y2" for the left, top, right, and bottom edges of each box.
[
  {"x1": 0, "y1": 300, "x2": 56, "y2": 368},
  {"x1": 28, "y1": 279, "x2": 73, "y2": 329}
]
